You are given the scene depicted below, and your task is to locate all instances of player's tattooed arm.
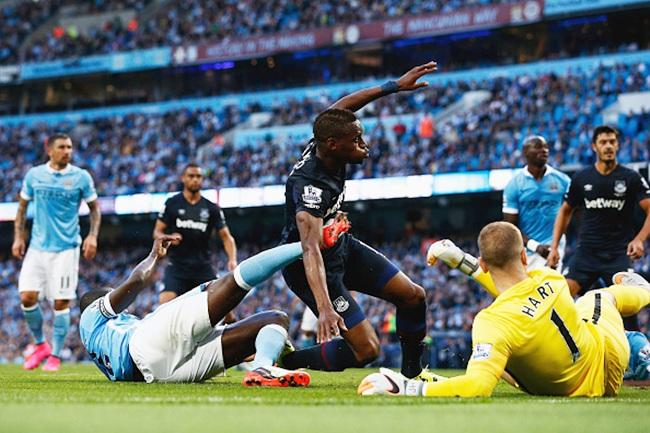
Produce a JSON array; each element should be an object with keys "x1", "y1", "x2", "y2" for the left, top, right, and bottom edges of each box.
[
  {"x1": 83, "y1": 200, "x2": 101, "y2": 260},
  {"x1": 628, "y1": 198, "x2": 650, "y2": 259},
  {"x1": 11, "y1": 197, "x2": 28, "y2": 259},
  {"x1": 329, "y1": 61, "x2": 437, "y2": 112},
  {"x1": 296, "y1": 211, "x2": 348, "y2": 343},
  {"x1": 107, "y1": 234, "x2": 180, "y2": 313}
]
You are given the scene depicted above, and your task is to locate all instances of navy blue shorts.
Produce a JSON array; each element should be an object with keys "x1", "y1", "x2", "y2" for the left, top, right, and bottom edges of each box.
[
  {"x1": 163, "y1": 265, "x2": 217, "y2": 296},
  {"x1": 565, "y1": 246, "x2": 631, "y2": 294},
  {"x1": 282, "y1": 235, "x2": 400, "y2": 329}
]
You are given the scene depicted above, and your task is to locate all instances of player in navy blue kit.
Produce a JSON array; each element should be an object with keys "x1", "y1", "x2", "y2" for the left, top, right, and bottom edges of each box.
[
  {"x1": 548, "y1": 126, "x2": 650, "y2": 328},
  {"x1": 77, "y1": 216, "x2": 350, "y2": 385},
  {"x1": 279, "y1": 61, "x2": 440, "y2": 381},
  {"x1": 154, "y1": 163, "x2": 237, "y2": 305}
]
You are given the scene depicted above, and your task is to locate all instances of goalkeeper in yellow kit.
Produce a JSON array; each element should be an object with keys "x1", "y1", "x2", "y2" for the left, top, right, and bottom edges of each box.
[{"x1": 358, "y1": 221, "x2": 650, "y2": 397}]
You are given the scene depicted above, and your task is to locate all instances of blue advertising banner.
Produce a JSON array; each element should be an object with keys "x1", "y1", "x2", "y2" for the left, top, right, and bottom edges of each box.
[
  {"x1": 21, "y1": 55, "x2": 113, "y2": 80},
  {"x1": 110, "y1": 47, "x2": 171, "y2": 73},
  {"x1": 19, "y1": 47, "x2": 171, "y2": 80},
  {"x1": 545, "y1": 0, "x2": 649, "y2": 16}
]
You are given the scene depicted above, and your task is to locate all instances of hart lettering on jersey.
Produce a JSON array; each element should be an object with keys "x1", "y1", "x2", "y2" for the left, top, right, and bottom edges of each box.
[
  {"x1": 583, "y1": 198, "x2": 625, "y2": 211},
  {"x1": 176, "y1": 218, "x2": 208, "y2": 232},
  {"x1": 521, "y1": 282, "x2": 555, "y2": 318}
]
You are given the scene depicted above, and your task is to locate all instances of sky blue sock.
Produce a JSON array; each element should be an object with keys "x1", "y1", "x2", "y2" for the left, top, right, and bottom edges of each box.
[
  {"x1": 21, "y1": 304, "x2": 44, "y2": 344},
  {"x1": 252, "y1": 324, "x2": 288, "y2": 369},
  {"x1": 234, "y1": 242, "x2": 302, "y2": 290},
  {"x1": 52, "y1": 309, "x2": 71, "y2": 358}
]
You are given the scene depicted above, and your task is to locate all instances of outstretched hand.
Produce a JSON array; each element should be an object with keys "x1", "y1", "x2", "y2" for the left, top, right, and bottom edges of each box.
[
  {"x1": 396, "y1": 61, "x2": 438, "y2": 91},
  {"x1": 151, "y1": 233, "x2": 181, "y2": 258}
]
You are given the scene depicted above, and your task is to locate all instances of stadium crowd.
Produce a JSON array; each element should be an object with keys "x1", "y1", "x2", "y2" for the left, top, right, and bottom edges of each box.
[
  {"x1": 2, "y1": 61, "x2": 650, "y2": 201},
  {"x1": 16, "y1": 0, "x2": 519, "y2": 64},
  {"x1": 0, "y1": 0, "x2": 61, "y2": 65},
  {"x1": 1, "y1": 0, "x2": 149, "y2": 65},
  {"x1": 1, "y1": 237, "x2": 649, "y2": 366}
]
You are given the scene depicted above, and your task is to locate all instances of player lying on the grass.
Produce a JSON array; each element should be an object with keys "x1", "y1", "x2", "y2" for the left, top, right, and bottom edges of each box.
[
  {"x1": 358, "y1": 222, "x2": 650, "y2": 397},
  {"x1": 425, "y1": 238, "x2": 650, "y2": 384},
  {"x1": 78, "y1": 214, "x2": 350, "y2": 385}
]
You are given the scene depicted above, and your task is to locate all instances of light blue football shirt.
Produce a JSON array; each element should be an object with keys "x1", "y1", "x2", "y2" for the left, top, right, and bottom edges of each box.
[
  {"x1": 79, "y1": 294, "x2": 140, "y2": 382},
  {"x1": 502, "y1": 165, "x2": 570, "y2": 245},
  {"x1": 20, "y1": 163, "x2": 97, "y2": 252}
]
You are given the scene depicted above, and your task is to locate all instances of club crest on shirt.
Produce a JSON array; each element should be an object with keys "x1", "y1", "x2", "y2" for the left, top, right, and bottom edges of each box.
[
  {"x1": 302, "y1": 185, "x2": 323, "y2": 209},
  {"x1": 614, "y1": 180, "x2": 627, "y2": 197},
  {"x1": 200, "y1": 208, "x2": 210, "y2": 221},
  {"x1": 549, "y1": 182, "x2": 559, "y2": 192},
  {"x1": 333, "y1": 296, "x2": 349, "y2": 313}
]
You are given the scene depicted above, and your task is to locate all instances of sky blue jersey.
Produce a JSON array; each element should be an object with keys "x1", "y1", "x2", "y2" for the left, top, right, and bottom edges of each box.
[
  {"x1": 20, "y1": 163, "x2": 97, "y2": 252},
  {"x1": 79, "y1": 294, "x2": 140, "y2": 381},
  {"x1": 502, "y1": 165, "x2": 570, "y2": 245}
]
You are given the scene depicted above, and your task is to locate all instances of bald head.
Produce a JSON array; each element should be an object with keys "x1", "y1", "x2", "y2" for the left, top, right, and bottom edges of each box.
[
  {"x1": 478, "y1": 222, "x2": 524, "y2": 269},
  {"x1": 522, "y1": 135, "x2": 546, "y2": 151},
  {"x1": 522, "y1": 135, "x2": 549, "y2": 168}
]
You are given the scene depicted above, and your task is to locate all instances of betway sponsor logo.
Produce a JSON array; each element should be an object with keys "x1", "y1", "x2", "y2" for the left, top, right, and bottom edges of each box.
[
  {"x1": 584, "y1": 198, "x2": 625, "y2": 211},
  {"x1": 176, "y1": 218, "x2": 208, "y2": 232}
]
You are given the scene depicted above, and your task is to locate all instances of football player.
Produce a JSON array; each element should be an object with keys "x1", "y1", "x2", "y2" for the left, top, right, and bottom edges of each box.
[{"x1": 359, "y1": 222, "x2": 650, "y2": 397}]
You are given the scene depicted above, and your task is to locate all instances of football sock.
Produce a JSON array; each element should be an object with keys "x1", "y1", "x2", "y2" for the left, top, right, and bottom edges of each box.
[
  {"x1": 52, "y1": 308, "x2": 71, "y2": 358},
  {"x1": 399, "y1": 337, "x2": 425, "y2": 379},
  {"x1": 471, "y1": 268, "x2": 499, "y2": 298},
  {"x1": 234, "y1": 242, "x2": 303, "y2": 291},
  {"x1": 21, "y1": 304, "x2": 44, "y2": 344},
  {"x1": 604, "y1": 285, "x2": 650, "y2": 317},
  {"x1": 281, "y1": 338, "x2": 362, "y2": 371},
  {"x1": 251, "y1": 324, "x2": 288, "y2": 369},
  {"x1": 396, "y1": 303, "x2": 426, "y2": 378}
]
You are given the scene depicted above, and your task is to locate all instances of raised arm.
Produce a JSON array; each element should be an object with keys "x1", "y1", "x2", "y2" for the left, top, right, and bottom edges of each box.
[
  {"x1": 82, "y1": 199, "x2": 101, "y2": 260},
  {"x1": 330, "y1": 61, "x2": 437, "y2": 113},
  {"x1": 107, "y1": 234, "x2": 180, "y2": 313},
  {"x1": 296, "y1": 211, "x2": 347, "y2": 343},
  {"x1": 12, "y1": 197, "x2": 29, "y2": 259}
]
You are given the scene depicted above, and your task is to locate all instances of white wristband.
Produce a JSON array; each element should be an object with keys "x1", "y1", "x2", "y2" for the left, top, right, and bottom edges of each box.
[{"x1": 526, "y1": 239, "x2": 540, "y2": 252}]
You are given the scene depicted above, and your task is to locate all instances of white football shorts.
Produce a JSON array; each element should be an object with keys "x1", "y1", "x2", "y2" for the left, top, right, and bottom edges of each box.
[
  {"x1": 527, "y1": 236, "x2": 566, "y2": 272},
  {"x1": 129, "y1": 290, "x2": 225, "y2": 383},
  {"x1": 18, "y1": 247, "x2": 79, "y2": 300}
]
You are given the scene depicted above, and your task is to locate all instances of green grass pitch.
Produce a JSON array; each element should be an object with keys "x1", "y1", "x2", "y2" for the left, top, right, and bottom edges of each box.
[{"x1": 0, "y1": 364, "x2": 648, "y2": 433}]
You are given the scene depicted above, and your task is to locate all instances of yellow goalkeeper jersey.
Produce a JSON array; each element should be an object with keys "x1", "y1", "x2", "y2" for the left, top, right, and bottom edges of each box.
[
  {"x1": 423, "y1": 268, "x2": 627, "y2": 397},
  {"x1": 469, "y1": 268, "x2": 607, "y2": 396}
]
